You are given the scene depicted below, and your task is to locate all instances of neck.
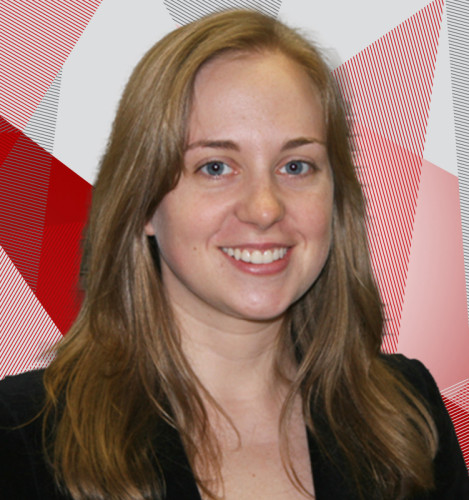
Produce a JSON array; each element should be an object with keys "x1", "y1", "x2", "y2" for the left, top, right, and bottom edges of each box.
[{"x1": 171, "y1": 302, "x2": 293, "y2": 406}]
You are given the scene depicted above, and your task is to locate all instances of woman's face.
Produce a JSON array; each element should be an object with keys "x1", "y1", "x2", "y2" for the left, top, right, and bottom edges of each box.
[{"x1": 146, "y1": 52, "x2": 334, "y2": 326}]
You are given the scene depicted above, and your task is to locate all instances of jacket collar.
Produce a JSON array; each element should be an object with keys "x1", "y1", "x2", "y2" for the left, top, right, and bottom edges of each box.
[{"x1": 154, "y1": 416, "x2": 357, "y2": 500}]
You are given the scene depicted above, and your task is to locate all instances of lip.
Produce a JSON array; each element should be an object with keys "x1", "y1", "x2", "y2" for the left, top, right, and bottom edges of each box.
[{"x1": 219, "y1": 245, "x2": 292, "y2": 275}]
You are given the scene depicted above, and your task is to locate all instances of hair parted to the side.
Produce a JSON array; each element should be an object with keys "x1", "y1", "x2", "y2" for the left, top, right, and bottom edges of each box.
[{"x1": 42, "y1": 9, "x2": 437, "y2": 500}]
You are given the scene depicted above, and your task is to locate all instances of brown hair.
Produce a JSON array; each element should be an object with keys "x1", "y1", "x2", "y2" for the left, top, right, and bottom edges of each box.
[{"x1": 42, "y1": 9, "x2": 437, "y2": 499}]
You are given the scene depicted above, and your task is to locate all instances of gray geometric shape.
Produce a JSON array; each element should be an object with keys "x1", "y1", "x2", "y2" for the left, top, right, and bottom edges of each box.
[
  {"x1": 446, "y1": 0, "x2": 469, "y2": 324},
  {"x1": 164, "y1": 0, "x2": 283, "y2": 25},
  {"x1": 23, "y1": 70, "x2": 62, "y2": 154}
]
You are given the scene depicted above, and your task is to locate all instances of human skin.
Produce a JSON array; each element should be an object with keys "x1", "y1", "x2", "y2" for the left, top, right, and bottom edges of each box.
[{"x1": 145, "y1": 51, "x2": 334, "y2": 333}]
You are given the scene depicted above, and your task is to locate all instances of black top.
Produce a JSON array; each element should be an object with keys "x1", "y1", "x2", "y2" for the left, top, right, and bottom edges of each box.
[{"x1": 0, "y1": 355, "x2": 468, "y2": 499}]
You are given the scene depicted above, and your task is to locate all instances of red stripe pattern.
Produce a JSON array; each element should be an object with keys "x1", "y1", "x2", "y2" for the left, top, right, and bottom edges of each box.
[
  {"x1": 333, "y1": 0, "x2": 444, "y2": 352},
  {"x1": 0, "y1": 246, "x2": 61, "y2": 379},
  {"x1": 0, "y1": 118, "x2": 50, "y2": 292},
  {"x1": 0, "y1": 116, "x2": 91, "y2": 379},
  {"x1": 0, "y1": 0, "x2": 102, "y2": 131}
]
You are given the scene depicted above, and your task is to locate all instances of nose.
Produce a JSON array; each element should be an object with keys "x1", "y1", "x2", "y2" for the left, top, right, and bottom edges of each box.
[{"x1": 235, "y1": 177, "x2": 285, "y2": 230}]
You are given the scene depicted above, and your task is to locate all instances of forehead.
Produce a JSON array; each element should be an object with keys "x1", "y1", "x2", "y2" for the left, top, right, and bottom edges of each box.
[{"x1": 189, "y1": 51, "x2": 326, "y2": 143}]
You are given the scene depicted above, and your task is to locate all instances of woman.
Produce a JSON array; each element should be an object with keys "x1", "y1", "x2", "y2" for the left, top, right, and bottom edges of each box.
[{"x1": 0, "y1": 9, "x2": 467, "y2": 500}]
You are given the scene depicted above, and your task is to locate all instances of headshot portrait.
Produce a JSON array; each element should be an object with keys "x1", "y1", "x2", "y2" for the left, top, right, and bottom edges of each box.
[{"x1": 0, "y1": 1, "x2": 468, "y2": 499}]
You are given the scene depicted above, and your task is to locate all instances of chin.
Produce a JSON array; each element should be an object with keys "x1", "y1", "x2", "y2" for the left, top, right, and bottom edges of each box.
[{"x1": 228, "y1": 299, "x2": 292, "y2": 323}]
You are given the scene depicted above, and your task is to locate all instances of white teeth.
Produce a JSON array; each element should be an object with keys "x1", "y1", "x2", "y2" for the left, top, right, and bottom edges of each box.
[
  {"x1": 221, "y1": 247, "x2": 288, "y2": 264},
  {"x1": 241, "y1": 249, "x2": 250, "y2": 262},
  {"x1": 250, "y1": 250, "x2": 263, "y2": 264}
]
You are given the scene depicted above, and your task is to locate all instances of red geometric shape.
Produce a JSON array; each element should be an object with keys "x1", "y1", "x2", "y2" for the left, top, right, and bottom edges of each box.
[
  {"x1": 0, "y1": 115, "x2": 92, "y2": 337},
  {"x1": 398, "y1": 160, "x2": 469, "y2": 389},
  {"x1": 333, "y1": 0, "x2": 444, "y2": 352},
  {"x1": 36, "y1": 156, "x2": 91, "y2": 334},
  {"x1": 0, "y1": 0, "x2": 103, "y2": 131},
  {"x1": 0, "y1": 246, "x2": 62, "y2": 379}
]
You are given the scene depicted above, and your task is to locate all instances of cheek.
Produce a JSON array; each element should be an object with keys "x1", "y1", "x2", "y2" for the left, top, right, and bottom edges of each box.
[
  {"x1": 300, "y1": 203, "x2": 334, "y2": 288},
  {"x1": 302, "y1": 194, "x2": 334, "y2": 242},
  {"x1": 151, "y1": 197, "x2": 218, "y2": 263}
]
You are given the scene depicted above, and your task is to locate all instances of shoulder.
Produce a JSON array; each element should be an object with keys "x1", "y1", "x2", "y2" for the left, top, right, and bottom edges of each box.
[
  {"x1": 0, "y1": 369, "x2": 46, "y2": 424},
  {"x1": 0, "y1": 369, "x2": 45, "y2": 393},
  {"x1": 0, "y1": 370, "x2": 65, "y2": 499},
  {"x1": 381, "y1": 354, "x2": 469, "y2": 499},
  {"x1": 379, "y1": 354, "x2": 459, "y2": 437},
  {"x1": 380, "y1": 354, "x2": 440, "y2": 400}
]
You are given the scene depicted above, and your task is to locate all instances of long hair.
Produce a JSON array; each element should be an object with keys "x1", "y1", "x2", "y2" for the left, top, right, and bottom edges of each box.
[{"x1": 42, "y1": 9, "x2": 437, "y2": 499}]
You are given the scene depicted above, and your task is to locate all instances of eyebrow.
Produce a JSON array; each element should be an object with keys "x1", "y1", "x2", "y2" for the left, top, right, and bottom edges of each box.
[
  {"x1": 186, "y1": 139, "x2": 240, "y2": 151},
  {"x1": 185, "y1": 136, "x2": 326, "y2": 152},
  {"x1": 281, "y1": 137, "x2": 326, "y2": 150}
]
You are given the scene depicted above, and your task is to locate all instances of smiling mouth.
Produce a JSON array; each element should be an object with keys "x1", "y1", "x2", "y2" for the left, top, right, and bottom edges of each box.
[{"x1": 221, "y1": 247, "x2": 288, "y2": 264}]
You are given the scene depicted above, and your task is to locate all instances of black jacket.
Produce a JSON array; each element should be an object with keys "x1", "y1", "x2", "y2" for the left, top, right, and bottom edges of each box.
[{"x1": 1, "y1": 355, "x2": 468, "y2": 499}]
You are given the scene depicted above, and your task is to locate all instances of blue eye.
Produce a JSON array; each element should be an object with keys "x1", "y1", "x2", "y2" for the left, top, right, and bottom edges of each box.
[
  {"x1": 200, "y1": 161, "x2": 233, "y2": 176},
  {"x1": 280, "y1": 161, "x2": 312, "y2": 175}
]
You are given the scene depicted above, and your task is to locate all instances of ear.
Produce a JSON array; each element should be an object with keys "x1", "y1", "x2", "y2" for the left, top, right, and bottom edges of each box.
[{"x1": 144, "y1": 220, "x2": 156, "y2": 236}]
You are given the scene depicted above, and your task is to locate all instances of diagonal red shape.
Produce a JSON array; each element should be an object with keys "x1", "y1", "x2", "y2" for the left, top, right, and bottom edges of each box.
[
  {"x1": 0, "y1": 246, "x2": 62, "y2": 379},
  {"x1": 333, "y1": 0, "x2": 444, "y2": 352},
  {"x1": 0, "y1": 115, "x2": 92, "y2": 335},
  {"x1": 36, "y1": 154, "x2": 92, "y2": 334}
]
